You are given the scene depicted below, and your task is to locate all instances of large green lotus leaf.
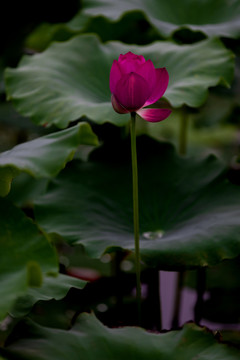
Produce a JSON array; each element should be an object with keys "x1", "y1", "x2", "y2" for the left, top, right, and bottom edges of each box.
[
  {"x1": 34, "y1": 137, "x2": 240, "y2": 270},
  {"x1": 11, "y1": 274, "x2": 87, "y2": 318},
  {"x1": 5, "y1": 35, "x2": 234, "y2": 128},
  {"x1": 0, "y1": 198, "x2": 58, "y2": 321},
  {"x1": 70, "y1": 0, "x2": 240, "y2": 39},
  {"x1": 25, "y1": 11, "x2": 160, "y2": 52},
  {"x1": 1, "y1": 313, "x2": 240, "y2": 359},
  {"x1": 0, "y1": 122, "x2": 98, "y2": 196}
]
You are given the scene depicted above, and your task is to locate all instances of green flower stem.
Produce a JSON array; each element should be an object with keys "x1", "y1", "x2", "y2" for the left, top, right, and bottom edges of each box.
[{"x1": 130, "y1": 112, "x2": 141, "y2": 325}]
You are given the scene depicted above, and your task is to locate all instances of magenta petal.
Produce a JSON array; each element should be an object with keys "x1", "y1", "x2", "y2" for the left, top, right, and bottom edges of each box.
[
  {"x1": 135, "y1": 60, "x2": 156, "y2": 92},
  {"x1": 137, "y1": 108, "x2": 172, "y2": 122},
  {"x1": 144, "y1": 68, "x2": 169, "y2": 107},
  {"x1": 114, "y1": 72, "x2": 150, "y2": 111},
  {"x1": 109, "y1": 60, "x2": 122, "y2": 93},
  {"x1": 118, "y1": 52, "x2": 145, "y2": 64},
  {"x1": 118, "y1": 52, "x2": 146, "y2": 74},
  {"x1": 111, "y1": 94, "x2": 129, "y2": 114}
]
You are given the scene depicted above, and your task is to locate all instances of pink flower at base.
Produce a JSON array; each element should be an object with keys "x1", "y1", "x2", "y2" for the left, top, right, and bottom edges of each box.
[{"x1": 109, "y1": 52, "x2": 171, "y2": 122}]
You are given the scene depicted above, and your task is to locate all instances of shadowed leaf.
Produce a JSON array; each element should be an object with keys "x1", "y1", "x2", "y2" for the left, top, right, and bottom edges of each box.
[
  {"x1": 34, "y1": 137, "x2": 240, "y2": 270},
  {"x1": 1, "y1": 313, "x2": 240, "y2": 359},
  {"x1": 0, "y1": 198, "x2": 58, "y2": 320}
]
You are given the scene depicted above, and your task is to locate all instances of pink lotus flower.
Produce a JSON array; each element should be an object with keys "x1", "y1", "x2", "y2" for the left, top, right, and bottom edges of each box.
[{"x1": 110, "y1": 52, "x2": 171, "y2": 122}]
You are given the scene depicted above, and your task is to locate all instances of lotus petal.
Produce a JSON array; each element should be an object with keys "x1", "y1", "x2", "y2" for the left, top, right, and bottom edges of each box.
[
  {"x1": 109, "y1": 60, "x2": 122, "y2": 93},
  {"x1": 114, "y1": 72, "x2": 150, "y2": 111},
  {"x1": 111, "y1": 94, "x2": 129, "y2": 114},
  {"x1": 144, "y1": 68, "x2": 169, "y2": 107},
  {"x1": 137, "y1": 108, "x2": 172, "y2": 122}
]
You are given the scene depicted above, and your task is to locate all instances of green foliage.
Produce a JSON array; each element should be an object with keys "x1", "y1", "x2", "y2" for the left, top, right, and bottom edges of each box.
[{"x1": 1, "y1": 0, "x2": 240, "y2": 354}]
